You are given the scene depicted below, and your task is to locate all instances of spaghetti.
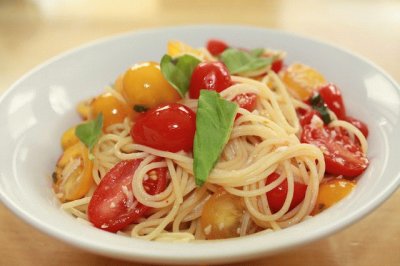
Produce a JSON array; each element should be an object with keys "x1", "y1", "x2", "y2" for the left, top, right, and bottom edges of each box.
[{"x1": 53, "y1": 39, "x2": 369, "y2": 242}]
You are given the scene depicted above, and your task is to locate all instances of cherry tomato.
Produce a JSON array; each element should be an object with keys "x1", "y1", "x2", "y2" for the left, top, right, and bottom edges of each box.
[
  {"x1": 188, "y1": 62, "x2": 232, "y2": 99},
  {"x1": 122, "y1": 62, "x2": 181, "y2": 111},
  {"x1": 266, "y1": 173, "x2": 307, "y2": 214},
  {"x1": 200, "y1": 189, "x2": 244, "y2": 240},
  {"x1": 297, "y1": 109, "x2": 320, "y2": 128},
  {"x1": 345, "y1": 116, "x2": 369, "y2": 138},
  {"x1": 313, "y1": 179, "x2": 355, "y2": 214},
  {"x1": 206, "y1": 39, "x2": 229, "y2": 56},
  {"x1": 88, "y1": 159, "x2": 167, "y2": 232},
  {"x1": 60, "y1": 126, "x2": 79, "y2": 150},
  {"x1": 54, "y1": 142, "x2": 93, "y2": 202},
  {"x1": 317, "y1": 83, "x2": 346, "y2": 120},
  {"x1": 281, "y1": 63, "x2": 326, "y2": 101},
  {"x1": 91, "y1": 92, "x2": 134, "y2": 129},
  {"x1": 301, "y1": 125, "x2": 368, "y2": 177},
  {"x1": 271, "y1": 59, "x2": 283, "y2": 73},
  {"x1": 114, "y1": 74, "x2": 124, "y2": 93},
  {"x1": 131, "y1": 103, "x2": 196, "y2": 152},
  {"x1": 76, "y1": 100, "x2": 91, "y2": 120},
  {"x1": 233, "y1": 93, "x2": 257, "y2": 112}
]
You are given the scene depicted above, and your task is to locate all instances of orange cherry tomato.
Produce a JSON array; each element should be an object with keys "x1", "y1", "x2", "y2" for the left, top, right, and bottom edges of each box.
[
  {"x1": 121, "y1": 62, "x2": 181, "y2": 112},
  {"x1": 282, "y1": 63, "x2": 326, "y2": 100},
  {"x1": 200, "y1": 189, "x2": 244, "y2": 240},
  {"x1": 313, "y1": 179, "x2": 355, "y2": 214},
  {"x1": 60, "y1": 126, "x2": 79, "y2": 150},
  {"x1": 90, "y1": 92, "x2": 134, "y2": 129},
  {"x1": 54, "y1": 142, "x2": 93, "y2": 202},
  {"x1": 114, "y1": 74, "x2": 124, "y2": 93}
]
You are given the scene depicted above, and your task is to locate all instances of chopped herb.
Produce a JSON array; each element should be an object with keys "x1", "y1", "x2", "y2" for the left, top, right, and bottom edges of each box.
[
  {"x1": 133, "y1": 104, "x2": 149, "y2": 113},
  {"x1": 310, "y1": 93, "x2": 332, "y2": 124},
  {"x1": 220, "y1": 48, "x2": 272, "y2": 74},
  {"x1": 193, "y1": 90, "x2": 237, "y2": 186},
  {"x1": 160, "y1": 54, "x2": 201, "y2": 97},
  {"x1": 75, "y1": 113, "x2": 103, "y2": 158}
]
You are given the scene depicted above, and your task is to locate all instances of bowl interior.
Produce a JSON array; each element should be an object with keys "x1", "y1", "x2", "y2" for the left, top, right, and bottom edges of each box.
[{"x1": 0, "y1": 26, "x2": 399, "y2": 265}]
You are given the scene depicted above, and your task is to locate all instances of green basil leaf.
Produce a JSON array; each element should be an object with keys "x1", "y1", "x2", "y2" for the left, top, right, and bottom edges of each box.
[
  {"x1": 193, "y1": 90, "x2": 237, "y2": 186},
  {"x1": 310, "y1": 93, "x2": 332, "y2": 124},
  {"x1": 250, "y1": 48, "x2": 265, "y2": 57},
  {"x1": 160, "y1": 54, "x2": 201, "y2": 97},
  {"x1": 75, "y1": 113, "x2": 103, "y2": 154},
  {"x1": 220, "y1": 48, "x2": 272, "y2": 74}
]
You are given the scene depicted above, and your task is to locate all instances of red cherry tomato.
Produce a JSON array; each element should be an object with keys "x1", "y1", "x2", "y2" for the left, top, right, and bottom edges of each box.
[
  {"x1": 88, "y1": 159, "x2": 167, "y2": 232},
  {"x1": 233, "y1": 93, "x2": 257, "y2": 112},
  {"x1": 206, "y1": 39, "x2": 229, "y2": 56},
  {"x1": 233, "y1": 93, "x2": 257, "y2": 119},
  {"x1": 344, "y1": 116, "x2": 369, "y2": 138},
  {"x1": 301, "y1": 125, "x2": 368, "y2": 177},
  {"x1": 131, "y1": 103, "x2": 196, "y2": 152},
  {"x1": 188, "y1": 62, "x2": 232, "y2": 99},
  {"x1": 266, "y1": 173, "x2": 307, "y2": 214},
  {"x1": 317, "y1": 83, "x2": 346, "y2": 120},
  {"x1": 271, "y1": 59, "x2": 284, "y2": 73},
  {"x1": 298, "y1": 109, "x2": 320, "y2": 128}
]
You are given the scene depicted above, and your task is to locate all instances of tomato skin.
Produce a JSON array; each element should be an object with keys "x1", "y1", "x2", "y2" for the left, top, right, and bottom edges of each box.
[
  {"x1": 301, "y1": 125, "x2": 368, "y2": 178},
  {"x1": 271, "y1": 59, "x2": 283, "y2": 73},
  {"x1": 88, "y1": 159, "x2": 167, "y2": 233},
  {"x1": 317, "y1": 83, "x2": 346, "y2": 120},
  {"x1": 122, "y1": 62, "x2": 181, "y2": 111},
  {"x1": 91, "y1": 92, "x2": 134, "y2": 129},
  {"x1": 233, "y1": 93, "x2": 257, "y2": 112},
  {"x1": 54, "y1": 142, "x2": 93, "y2": 202},
  {"x1": 266, "y1": 173, "x2": 307, "y2": 214},
  {"x1": 206, "y1": 39, "x2": 229, "y2": 56},
  {"x1": 313, "y1": 179, "x2": 355, "y2": 214},
  {"x1": 345, "y1": 116, "x2": 369, "y2": 138},
  {"x1": 200, "y1": 189, "x2": 244, "y2": 240},
  {"x1": 298, "y1": 109, "x2": 320, "y2": 128},
  {"x1": 282, "y1": 63, "x2": 326, "y2": 101},
  {"x1": 131, "y1": 103, "x2": 196, "y2": 152},
  {"x1": 60, "y1": 126, "x2": 79, "y2": 150},
  {"x1": 188, "y1": 62, "x2": 232, "y2": 99}
]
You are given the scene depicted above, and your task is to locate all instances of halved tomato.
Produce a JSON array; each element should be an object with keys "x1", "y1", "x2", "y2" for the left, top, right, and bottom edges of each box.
[
  {"x1": 54, "y1": 142, "x2": 93, "y2": 202},
  {"x1": 88, "y1": 159, "x2": 167, "y2": 232},
  {"x1": 301, "y1": 125, "x2": 368, "y2": 177}
]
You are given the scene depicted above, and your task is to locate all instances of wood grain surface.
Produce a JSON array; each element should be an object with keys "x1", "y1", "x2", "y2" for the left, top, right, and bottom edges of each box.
[{"x1": 1, "y1": 0, "x2": 399, "y2": 265}]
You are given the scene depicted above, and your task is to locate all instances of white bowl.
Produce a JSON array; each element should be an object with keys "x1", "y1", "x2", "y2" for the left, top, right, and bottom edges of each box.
[{"x1": 0, "y1": 25, "x2": 399, "y2": 265}]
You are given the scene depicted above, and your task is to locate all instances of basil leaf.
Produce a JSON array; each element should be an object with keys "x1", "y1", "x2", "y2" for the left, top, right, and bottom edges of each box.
[
  {"x1": 310, "y1": 93, "x2": 332, "y2": 124},
  {"x1": 250, "y1": 48, "x2": 265, "y2": 57},
  {"x1": 193, "y1": 90, "x2": 237, "y2": 186},
  {"x1": 75, "y1": 113, "x2": 103, "y2": 154},
  {"x1": 160, "y1": 54, "x2": 201, "y2": 97},
  {"x1": 220, "y1": 48, "x2": 272, "y2": 74}
]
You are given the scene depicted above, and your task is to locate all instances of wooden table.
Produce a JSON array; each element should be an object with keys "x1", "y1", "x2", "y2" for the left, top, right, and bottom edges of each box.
[{"x1": 1, "y1": 1, "x2": 399, "y2": 265}]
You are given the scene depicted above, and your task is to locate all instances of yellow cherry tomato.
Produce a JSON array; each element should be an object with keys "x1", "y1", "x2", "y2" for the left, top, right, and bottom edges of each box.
[
  {"x1": 281, "y1": 63, "x2": 326, "y2": 100},
  {"x1": 313, "y1": 179, "x2": 355, "y2": 214},
  {"x1": 61, "y1": 126, "x2": 79, "y2": 150},
  {"x1": 114, "y1": 74, "x2": 124, "y2": 93},
  {"x1": 90, "y1": 92, "x2": 134, "y2": 129},
  {"x1": 76, "y1": 100, "x2": 91, "y2": 120},
  {"x1": 167, "y1": 40, "x2": 203, "y2": 58},
  {"x1": 54, "y1": 142, "x2": 93, "y2": 202},
  {"x1": 200, "y1": 189, "x2": 244, "y2": 240},
  {"x1": 121, "y1": 62, "x2": 181, "y2": 111}
]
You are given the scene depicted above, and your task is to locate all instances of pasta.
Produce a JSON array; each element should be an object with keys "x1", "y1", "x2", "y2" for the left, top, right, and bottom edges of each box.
[{"x1": 53, "y1": 39, "x2": 369, "y2": 242}]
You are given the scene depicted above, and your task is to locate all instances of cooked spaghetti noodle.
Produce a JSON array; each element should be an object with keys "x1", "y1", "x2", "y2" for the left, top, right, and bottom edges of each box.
[{"x1": 54, "y1": 40, "x2": 369, "y2": 242}]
